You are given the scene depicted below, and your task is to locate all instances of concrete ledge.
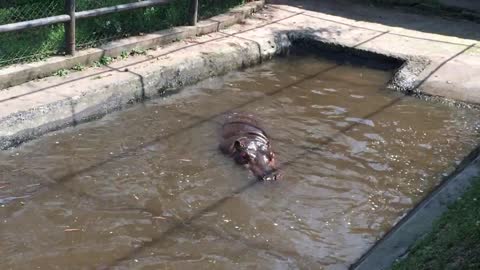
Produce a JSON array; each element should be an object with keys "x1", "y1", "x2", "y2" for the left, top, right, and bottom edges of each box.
[{"x1": 0, "y1": 0, "x2": 265, "y2": 90}]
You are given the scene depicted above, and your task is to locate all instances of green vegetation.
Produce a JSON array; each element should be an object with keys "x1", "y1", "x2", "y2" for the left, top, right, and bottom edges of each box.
[
  {"x1": 72, "y1": 64, "x2": 85, "y2": 71},
  {"x1": 130, "y1": 47, "x2": 147, "y2": 56},
  {"x1": 0, "y1": 0, "x2": 245, "y2": 67},
  {"x1": 53, "y1": 68, "x2": 70, "y2": 77},
  {"x1": 52, "y1": 47, "x2": 160, "y2": 77},
  {"x1": 120, "y1": 50, "x2": 129, "y2": 60},
  {"x1": 391, "y1": 177, "x2": 480, "y2": 270},
  {"x1": 95, "y1": 56, "x2": 114, "y2": 66}
]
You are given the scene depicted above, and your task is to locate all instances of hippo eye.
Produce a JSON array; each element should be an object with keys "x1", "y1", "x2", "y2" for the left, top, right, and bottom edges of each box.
[{"x1": 240, "y1": 152, "x2": 250, "y2": 160}]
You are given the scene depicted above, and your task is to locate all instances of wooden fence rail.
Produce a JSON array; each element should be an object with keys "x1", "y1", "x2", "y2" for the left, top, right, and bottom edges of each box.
[{"x1": 0, "y1": 0, "x2": 199, "y2": 55}]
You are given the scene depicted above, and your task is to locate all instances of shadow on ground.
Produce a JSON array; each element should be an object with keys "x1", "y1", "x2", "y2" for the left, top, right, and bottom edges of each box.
[{"x1": 270, "y1": 0, "x2": 480, "y2": 41}]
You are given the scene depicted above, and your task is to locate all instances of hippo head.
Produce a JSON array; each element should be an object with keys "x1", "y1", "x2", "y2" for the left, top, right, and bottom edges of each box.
[{"x1": 233, "y1": 137, "x2": 278, "y2": 181}]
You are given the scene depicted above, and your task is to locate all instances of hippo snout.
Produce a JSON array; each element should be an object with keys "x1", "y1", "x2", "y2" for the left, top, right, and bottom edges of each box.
[
  {"x1": 260, "y1": 169, "x2": 279, "y2": 181},
  {"x1": 248, "y1": 158, "x2": 278, "y2": 181}
]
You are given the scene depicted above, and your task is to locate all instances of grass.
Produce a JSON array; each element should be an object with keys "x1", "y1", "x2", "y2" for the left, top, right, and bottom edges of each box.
[
  {"x1": 54, "y1": 47, "x2": 159, "y2": 77},
  {"x1": 391, "y1": 177, "x2": 480, "y2": 270},
  {"x1": 72, "y1": 64, "x2": 86, "y2": 71},
  {"x1": 95, "y1": 56, "x2": 114, "y2": 67},
  {"x1": 130, "y1": 48, "x2": 147, "y2": 56},
  {"x1": 53, "y1": 68, "x2": 70, "y2": 77},
  {"x1": 0, "y1": 0, "x2": 245, "y2": 68}
]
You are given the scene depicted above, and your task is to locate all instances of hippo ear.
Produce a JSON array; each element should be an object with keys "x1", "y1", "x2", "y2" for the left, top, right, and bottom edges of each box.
[
  {"x1": 234, "y1": 140, "x2": 243, "y2": 151},
  {"x1": 234, "y1": 138, "x2": 247, "y2": 151}
]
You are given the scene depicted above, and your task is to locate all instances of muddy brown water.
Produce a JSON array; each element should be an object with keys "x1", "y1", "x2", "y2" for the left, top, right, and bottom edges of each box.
[{"x1": 1, "y1": 54, "x2": 479, "y2": 270}]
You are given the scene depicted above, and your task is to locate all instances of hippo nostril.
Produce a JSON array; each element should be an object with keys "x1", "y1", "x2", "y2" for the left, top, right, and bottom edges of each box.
[{"x1": 262, "y1": 171, "x2": 278, "y2": 181}]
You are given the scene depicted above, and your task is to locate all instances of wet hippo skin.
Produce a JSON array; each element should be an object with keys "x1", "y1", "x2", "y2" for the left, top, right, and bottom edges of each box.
[{"x1": 219, "y1": 112, "x2": 278, "y2": 181}]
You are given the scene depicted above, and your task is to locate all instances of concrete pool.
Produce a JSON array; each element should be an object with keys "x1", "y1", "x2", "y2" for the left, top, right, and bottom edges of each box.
[{"x1": 1, "y1": 52, "x2": 479, "y2": 269}]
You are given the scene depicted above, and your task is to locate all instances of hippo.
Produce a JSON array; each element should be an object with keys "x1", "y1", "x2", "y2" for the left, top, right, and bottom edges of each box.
[{"x1": 219, "y1": 112, "x2": 278, "y2": 181}]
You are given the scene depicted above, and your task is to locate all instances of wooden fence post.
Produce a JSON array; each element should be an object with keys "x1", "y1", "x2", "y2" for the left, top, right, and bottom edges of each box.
[
  {"x1": 189, "y1": 0, "x2": 198, "y2": 26},
  {"x1": 65, "y1": 0, "x2": 76, "y2": 55}
]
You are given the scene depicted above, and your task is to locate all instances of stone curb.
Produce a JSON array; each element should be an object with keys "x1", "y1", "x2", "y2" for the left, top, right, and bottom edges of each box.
[{"x1": 0, "y1": 1, "x2": 265, "y2": 90}]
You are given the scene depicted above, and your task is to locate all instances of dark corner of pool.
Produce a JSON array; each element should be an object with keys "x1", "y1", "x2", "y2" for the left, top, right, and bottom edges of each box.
[{"x1": 277, "y1": 30, "x2": 405, "y2": 72}]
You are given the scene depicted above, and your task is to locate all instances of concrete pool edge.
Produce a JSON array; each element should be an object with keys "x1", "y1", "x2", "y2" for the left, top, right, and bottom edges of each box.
[
  {"x1": 351, "y1": 145, "x2": 480, "y2": 270},
  {"x1": 0, "y1": 32, "x2": 425, "y2": 150}
]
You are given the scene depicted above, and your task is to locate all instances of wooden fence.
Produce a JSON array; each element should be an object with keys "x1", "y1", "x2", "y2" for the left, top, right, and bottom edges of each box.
[{"x1": 0, "y1": 0, "x2": 199, "y2": 55}]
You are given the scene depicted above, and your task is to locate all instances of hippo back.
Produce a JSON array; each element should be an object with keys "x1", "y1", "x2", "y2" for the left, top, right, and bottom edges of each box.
[{"x1": 221, "y1": 112, "x2": 268, "y2": 140}]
